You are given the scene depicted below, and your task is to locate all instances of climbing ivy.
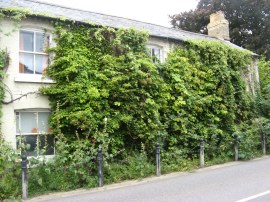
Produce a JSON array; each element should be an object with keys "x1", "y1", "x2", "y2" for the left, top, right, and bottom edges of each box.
[
  {"x1": 0, "y1": 50, "x2": 8, "y2": 136},
  {"x1": 41, "y1": 23, "x2": 167, "y2": 155},
  {"x1": 40, "y1": 20, "x2": 257, "y2": 160},
  {"x1": 0, "y1": 7, "x2": 259, "y2": 159},
  {"x1": 0, "y1": 8, "x2": 31, "y2": 35},
  {"x1": 162, "y1": 40, "x2": 254, "y2": 157}
]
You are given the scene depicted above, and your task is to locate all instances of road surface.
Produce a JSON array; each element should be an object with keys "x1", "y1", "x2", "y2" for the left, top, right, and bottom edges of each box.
[{"x1": 30, "y1": 156, "x2": 270, "y2": 202}]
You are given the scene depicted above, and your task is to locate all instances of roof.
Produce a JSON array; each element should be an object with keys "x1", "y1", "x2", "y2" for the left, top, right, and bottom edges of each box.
[{"x1": 0, "y1": 0, "x2": 256, "y2": 55}]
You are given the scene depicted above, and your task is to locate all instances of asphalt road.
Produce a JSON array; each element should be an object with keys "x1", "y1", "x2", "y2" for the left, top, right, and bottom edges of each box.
[{"x1": 30, "y1": 156, "x2": 270, "y2": 202}]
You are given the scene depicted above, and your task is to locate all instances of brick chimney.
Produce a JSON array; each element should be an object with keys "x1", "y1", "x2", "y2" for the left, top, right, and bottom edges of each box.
[{"x1": 207, "y1": 11, "x2": 230, "y2": 40}]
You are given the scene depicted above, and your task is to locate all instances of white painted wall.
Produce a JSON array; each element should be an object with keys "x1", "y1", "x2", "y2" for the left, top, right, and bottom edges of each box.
[{"x1": 0, "y1": 18, "x2": 53, "y2": 148}]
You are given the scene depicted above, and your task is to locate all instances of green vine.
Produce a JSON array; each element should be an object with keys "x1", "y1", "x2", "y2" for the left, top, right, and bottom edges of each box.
[
  {"x1": 41, "y1": 23, "x2": 164, "y2": 154},
  {"x1": 40, "y1": 21, "x2": 257, "y2": 159},
  {"x1": 0, "y1": 7, "x2": 259, "y2": 155},
  {"x1": 0, "y1": 49, "x2": 9, "y2": 137},
  {"x1": 0, "y1": 7, "x2": 31, "y2": 35},
  {"x1": 162, "y1": 40, "x2": 255, "y2": 157}
]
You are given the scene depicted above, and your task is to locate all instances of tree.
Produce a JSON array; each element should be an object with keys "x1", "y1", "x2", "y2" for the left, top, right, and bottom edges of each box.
[{"x1": 170, "y1": 0, "x2": 270, "y2": 59}]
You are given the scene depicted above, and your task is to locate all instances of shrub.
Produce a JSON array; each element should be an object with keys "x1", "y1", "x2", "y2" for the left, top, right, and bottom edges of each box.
[{"x1": 0, "y1": 139, "x2": 21, "y2": 200}]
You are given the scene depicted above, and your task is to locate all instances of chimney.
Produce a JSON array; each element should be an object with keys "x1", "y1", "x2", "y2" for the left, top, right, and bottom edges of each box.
[{"x1": 207, "y1": 11, "x2": 230, "y2": 40}]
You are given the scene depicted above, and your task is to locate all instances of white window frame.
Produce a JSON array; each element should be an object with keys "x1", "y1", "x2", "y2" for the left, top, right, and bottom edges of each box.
[
  {"x1": 147, "y1": 44, "x2": 164, "y2": 63},
  {"x1": 16, "y1": 110, "x2": 55, "y2": 156},
  {"x1": 19, "y1": 28, "x2": 51, "y2": 75}
]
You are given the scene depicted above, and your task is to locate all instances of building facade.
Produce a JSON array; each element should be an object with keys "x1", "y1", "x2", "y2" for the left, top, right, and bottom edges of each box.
[{"x1": 0, "y1": 0, "x2": 259, "y2": 155}]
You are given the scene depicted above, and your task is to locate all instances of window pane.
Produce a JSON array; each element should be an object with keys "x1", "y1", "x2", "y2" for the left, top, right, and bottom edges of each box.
[
  {"x1": 16, "y1": 113, "x2": 20, "y2": 134},
  {"x1": 16, "y1": 135, "x2": 37, "y2": 156},
  {"x1": 16, "y1": 135, "x2": 54, "y2": 156},
  {"x1": 36, "y1": 32, "x2": 49, "y2": 53},
  {"x1": 20, "y1": 31, "x2": 34, "y2": 52},
  {"x1": 35, "y1": 55, "x2": 48, "y2": 74},
  {"x1": 38, "y1": 112, "x2": 50, "y2": 133},
  {"x1": 40, "y1": 135, "x2": 55, "y2": 155},
  {"x1": 25, "y1": 135, "x2": 38, "y2": 156},
  {"x1": 153, "y1": 48, "x2": 160, "y2": 59},
  {"x1": 19, "y1": 53, "x2": 34, "y2": 74},
  {"x1": 20, "y1": 112, "x2": 37, "y2": 133}
]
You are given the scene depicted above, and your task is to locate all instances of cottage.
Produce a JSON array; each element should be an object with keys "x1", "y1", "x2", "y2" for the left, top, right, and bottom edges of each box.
[{"x1": 0, "y1": 0, "x2": 259, "y2": 155}]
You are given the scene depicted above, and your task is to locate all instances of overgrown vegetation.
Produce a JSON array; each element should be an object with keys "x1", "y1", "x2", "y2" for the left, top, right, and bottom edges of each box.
[
  {"x1": 0, "y1": 50, "x2": 6, "y2": 126},
  {"x1": 0, "y1": 139, "x2": 21, "y2": 200},
  {"x1": 0, "y1": 8, "x2": 269, "y2": 200},
  {"x1": 161, "y1": 41, "x2": 254, "y2": 159},
  {"x1": 0, "y1": 50, "x2": 21, "y2": 200}
]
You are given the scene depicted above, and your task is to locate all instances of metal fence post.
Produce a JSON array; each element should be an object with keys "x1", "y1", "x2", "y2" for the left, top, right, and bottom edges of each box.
[
  {"x1": 234, "y1": 134, "x2": 239, "y2": 161},
  {"x1": 21, "y1": 152, "x2": 28, "y2": 200},
  {"x1": 200, "y1": 139, "x2": 205, "y2": 168},
  {"x1": 262, "y1": 133, "x2": 266, "y2": 155},
  {"x1": 156, "y1": 143, "x2": 161, "y2": 176},
  {"x1": 97, "y1": 148, "x2": 103, "y2": 187}
]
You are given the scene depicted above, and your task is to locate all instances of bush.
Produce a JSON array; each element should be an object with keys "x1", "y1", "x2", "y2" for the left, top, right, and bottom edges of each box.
[
  {"x1": 104, "y1": 151, "x2": 155, "y2": 184},
  {"x1": 0, "y1": 138, "x2": 21, "y2": 200},
  {"x1": 28, "y1": 159, "x2": 98, "y2": 197},
  {"x1": 237, "y1": 121, "x2": 262, "y2": 160},
  {"x1": 160, "y1": 147, "x2": 198, "y2": 173}
]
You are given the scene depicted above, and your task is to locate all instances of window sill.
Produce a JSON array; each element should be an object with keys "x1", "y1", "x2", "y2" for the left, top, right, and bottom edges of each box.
[{"x1": 14, "y1": 74, "x2": 55, "y2": 84}]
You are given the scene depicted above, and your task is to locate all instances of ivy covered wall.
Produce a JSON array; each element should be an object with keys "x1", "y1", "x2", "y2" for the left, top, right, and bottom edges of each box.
[
  {"x1": 162, "y1": 41, "x2": 255, "y2": 157},
  {"x1": 0, "y1": 8, "x2": 260, "y2": 159},
  {"x1": 40, "y1": 22, "x2": 257, "y2": 158},
  {"x1": 0, "y1": 8, "x2": 266, "y2": 199}
]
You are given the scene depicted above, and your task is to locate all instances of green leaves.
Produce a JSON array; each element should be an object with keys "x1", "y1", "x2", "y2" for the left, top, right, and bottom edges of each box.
[
  {"x1": 41, "y1": 24, "x2": 164, "y2": 152},
  {"x1": 0, "y1": 50, "x2": 9, "y2": 133},
  {"x1": 162, "y1": 40, "x2": 254, "y2": 153},
  {"x1": 257, "y1": 57, "x2": 270, "y2": 118},
  {"x1": 41, "y1": 23, "x2": 255, "y2": 162},
  {"x1": 0, "y1": 139, "x2": 21, "y2": 200}
]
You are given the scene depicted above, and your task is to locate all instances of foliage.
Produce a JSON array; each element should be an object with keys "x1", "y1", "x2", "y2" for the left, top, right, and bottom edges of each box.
[
  {"x1": 256, "y1": 57, "x2": 270, "y2": 118},
  {"x1": 236, "y1": 121, "x2": 262, "y2": 160},
  {"x1": 0, "y1": 7, "x2": 31, "y2": 21},
  {"x1": 28, "y1": 160, "x2": 97, "y2": 197},
  {"x1": 0, "y1": 49, "x2": 9, "y2": 135},
  {"x1": 161, "y1": 40, "x2": 254, "y2": 158},
  {"x1": 170, "y1": 0, "x2": 270, "y2": 59},
  {"x1": 254, "y1": 56, "x2": 270, "y2": 154},
  {"x1": 41, "y1": 22, "x2": 256, "y2": 161},
  {"x1": 104, "y1": 150, "x2": 155, "y2": 183},
  {"x1": 161, "y1": 148, "x2": 199, "y2": 173},
  {"x1": 41, "y1": 23, "x2": 166, "y2": 154},
  {"x1": 0, "y1": 7, "x2": 32, "y2": 35},
  {"x1": 0, "y1": 138, "x2": 21, "y2": 200}
]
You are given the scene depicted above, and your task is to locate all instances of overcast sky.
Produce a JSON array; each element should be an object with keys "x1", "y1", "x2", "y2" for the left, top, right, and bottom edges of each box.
[{"x1": 38, "y1": 0, "x2": 199, "y2": 27}]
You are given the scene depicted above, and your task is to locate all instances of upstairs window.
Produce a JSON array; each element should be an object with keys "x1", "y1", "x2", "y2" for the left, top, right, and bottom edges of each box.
[
  {"x1": 147, "y1": 45, "x2": 163, "y2": 63},
  {"x1": 19, "y1": 29, "x2": 50, "y2": 74},
  {"x1": 16, "y1": 111, "x2": 54, "y2": 156}
]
